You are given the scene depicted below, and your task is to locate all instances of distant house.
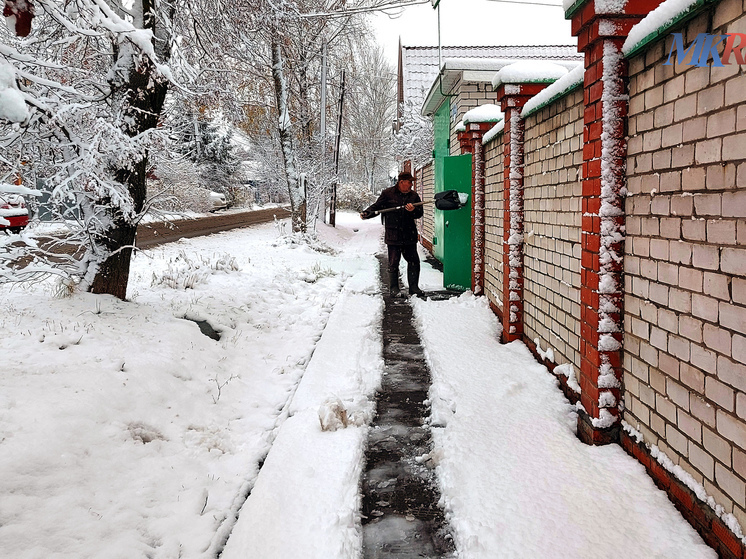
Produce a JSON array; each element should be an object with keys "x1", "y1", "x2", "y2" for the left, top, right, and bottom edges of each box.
[
  {"x1": 396, "y1": 44, "x2": 581, "y2": 131},
  {"x1": 399, "y1": 45, "x2": 581, "y2": 290}
]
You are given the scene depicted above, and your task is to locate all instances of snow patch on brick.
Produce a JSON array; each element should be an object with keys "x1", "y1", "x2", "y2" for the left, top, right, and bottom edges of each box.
[{"x1": 555, "y1": 363, "x2": 581, "y2": 393}]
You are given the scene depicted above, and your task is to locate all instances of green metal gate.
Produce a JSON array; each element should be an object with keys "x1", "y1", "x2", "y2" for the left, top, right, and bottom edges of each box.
[{"x1": 435, "y1": 153, "x2": 472, "y2": 291}]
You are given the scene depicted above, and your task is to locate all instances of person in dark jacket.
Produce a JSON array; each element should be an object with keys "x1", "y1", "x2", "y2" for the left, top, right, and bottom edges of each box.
[{"x1": 360, "y1": 171, "x2": 424, "y2": 297}]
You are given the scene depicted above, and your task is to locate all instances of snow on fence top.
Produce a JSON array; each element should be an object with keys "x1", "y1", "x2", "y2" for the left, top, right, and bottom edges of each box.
[
  {"x1": 455, "y1": 120, "x2": 466, "y2": 132},
  {"x1": 521, "y1": 64, "x2": 584, "y2": 119},
  {"x1": 463, "y1": 104, "x2": 504, "y2": 125},
  {"x1": 492, "y1": 61, "x2": 570, "y2": 90},
  {"x1": 483, "y1": 121, "x2": 505, "y2": 144},
  {"x1": 622, "y1": 0, "x2": 711, "y2": 57},
  {"x1": 564, "y1": 0, "x2": 630, "y2": 15}
]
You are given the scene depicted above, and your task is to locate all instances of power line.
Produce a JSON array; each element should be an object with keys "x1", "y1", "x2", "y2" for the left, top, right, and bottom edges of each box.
[
  {"x1": 485, "y1": 0, "x2": 564, "y2": 6},
  {"x1": 299, "y1": 0, "x2": 430, "y2": 19}
]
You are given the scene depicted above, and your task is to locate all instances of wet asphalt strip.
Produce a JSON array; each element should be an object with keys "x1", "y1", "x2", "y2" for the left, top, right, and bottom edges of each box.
[{"x1": 361, "y1": 254, "x2": 456, "y2": 558}]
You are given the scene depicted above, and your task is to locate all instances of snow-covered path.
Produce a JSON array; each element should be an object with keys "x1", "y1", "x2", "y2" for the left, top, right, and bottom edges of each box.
[
  {"x1": 220, "y1": 217, "x2": 386, "y2": 558},
  {"x1": 0, "y1": 212, "x2": 716, "y2": 558},
  {"x1": 413, "y1": 294, "x2": 716, "y2": 558}
]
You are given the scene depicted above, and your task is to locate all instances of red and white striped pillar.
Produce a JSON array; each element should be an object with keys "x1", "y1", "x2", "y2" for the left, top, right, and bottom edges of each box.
[
  {"x1": 494, "y1": 83, "x2": 550, "y2": 343},
  {"x1": 568, "y1": 0, "x2": 663, "y2": 444}
]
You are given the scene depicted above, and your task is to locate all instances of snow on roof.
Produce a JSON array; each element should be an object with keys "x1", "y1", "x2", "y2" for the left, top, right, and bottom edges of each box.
[
  {"x1": 483, "y1": 121, "x2": 505, "y2": 144},
  {"x1": 463, "y1": 104, "x2": 504, "y2": 124},
  {"x1": 492, "y1": 61, "x2": 570, "y2": 90},
  {"x1": 442, "y1": 58, "x2": 519, "y2": 72},
  {"x1": 622, "y1": 0, "x2": 700, "y2": 56},
  {"x1": 521, "y1": 63, "x2": 584, "y2": 118},
  {"x1": 401, "y1": 45, "x2": 582, "y2": 111}
]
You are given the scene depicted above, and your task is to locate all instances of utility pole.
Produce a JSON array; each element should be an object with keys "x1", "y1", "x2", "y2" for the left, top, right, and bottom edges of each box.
[
  {"x1": 432, "y1": 0, "x2": 442, "y2": 69},
  {"x1": 330, "y1": 68, "x2": 346, "y2": 228}
]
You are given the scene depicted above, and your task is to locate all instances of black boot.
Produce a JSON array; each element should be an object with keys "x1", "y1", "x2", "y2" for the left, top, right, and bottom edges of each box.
[
  {"x1": 389, "y1": 271, "x2": 404, "y2": 297},
  {"x1": 407, "y1": 265, "x2": 424, "y2": 297}
]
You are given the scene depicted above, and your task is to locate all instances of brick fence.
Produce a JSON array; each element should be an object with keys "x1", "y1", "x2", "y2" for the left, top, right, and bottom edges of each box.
[
  {"x1": 415, "y1": 0, "x2": 746, "y2": 552},
  {"x1": 622, "y1": 1, "x2": 746, "y2": 550}
]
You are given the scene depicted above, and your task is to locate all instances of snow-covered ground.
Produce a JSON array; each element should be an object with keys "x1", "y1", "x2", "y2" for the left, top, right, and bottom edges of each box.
[
  {"x1": 1, "y1": 212, "x2": 715, "y2": 558},
  {"x1": 1, "y1": 213, "x2": 383, "y2": 559}
]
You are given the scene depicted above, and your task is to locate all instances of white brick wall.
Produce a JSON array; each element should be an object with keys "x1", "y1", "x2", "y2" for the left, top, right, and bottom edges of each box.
[
  {"x1": 625, "y1": 6, "x2": 746, "y2": 529},
  {"x1": 450, "y1": 76, "x2": 499, "y2": 157},
  {"x1": 522, "y1": 88, "x2": 584, "y2": 367},
  {"x1": 484, "y1": 136, "x2": 504, "y2": 312}
]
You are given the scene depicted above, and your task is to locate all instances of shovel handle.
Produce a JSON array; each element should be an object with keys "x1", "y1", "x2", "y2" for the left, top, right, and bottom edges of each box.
[{"x1": 371, "y1": 200, "x2": 433, "y2": 215}]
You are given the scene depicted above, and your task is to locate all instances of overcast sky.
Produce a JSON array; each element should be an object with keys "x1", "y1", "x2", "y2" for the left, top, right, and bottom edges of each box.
[{"x1": 369, "y1": 0, "x2": 575, "y2": 65}]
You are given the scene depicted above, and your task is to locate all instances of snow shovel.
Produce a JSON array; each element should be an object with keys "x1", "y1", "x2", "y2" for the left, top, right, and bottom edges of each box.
[{"x1": 365, "y1": 189, "x2": 468, "y2": 217}]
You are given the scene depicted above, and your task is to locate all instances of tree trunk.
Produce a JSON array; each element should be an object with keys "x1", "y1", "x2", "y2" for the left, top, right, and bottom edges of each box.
[
  {"x1": 90, "y1": 55, "x2": 169, "y2": 298},
  {"x1": 271, "y1": 38, "x2": 305, "y2": 232}
]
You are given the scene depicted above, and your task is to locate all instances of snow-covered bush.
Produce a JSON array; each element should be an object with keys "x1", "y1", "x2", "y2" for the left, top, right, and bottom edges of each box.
[
  {"x1": 298, "y1": 262, "x2": 336, "y2": 283},
  {"x1": 151, "y1": 251, "x2": 239, "y2": 289},
  {"x1": 335, "y1": 182, "x2": 377, "y2": 211},
  {"x1": 272, "y1": 233, "x2": 337, "y2": 255}
]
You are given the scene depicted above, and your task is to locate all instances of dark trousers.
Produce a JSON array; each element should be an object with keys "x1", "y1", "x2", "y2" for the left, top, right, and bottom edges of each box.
[{"x1": 387, "y1": 243, "x2": 420, "y2": 275}]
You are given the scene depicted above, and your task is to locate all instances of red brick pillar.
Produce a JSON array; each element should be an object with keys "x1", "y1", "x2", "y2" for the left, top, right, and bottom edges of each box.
[
  {"x1": 458, "y1": 121, "x2": 496, "y2": 296},
  {"x1": 495, "y1": 83, "x2": 549, "y2": 343},
  {"x1": 569, "y1": 0, "x2": 662, "y2": 444}
]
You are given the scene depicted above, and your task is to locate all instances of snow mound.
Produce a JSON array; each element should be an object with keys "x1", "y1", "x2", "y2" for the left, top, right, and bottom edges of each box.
[{"x1": 318, "y1": 396, "x2": 373, "y2": 431}]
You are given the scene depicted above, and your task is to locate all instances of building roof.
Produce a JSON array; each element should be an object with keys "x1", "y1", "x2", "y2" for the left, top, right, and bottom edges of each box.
[{"x1": 398, "y1": 45, "x2": 582, "y2": 116}]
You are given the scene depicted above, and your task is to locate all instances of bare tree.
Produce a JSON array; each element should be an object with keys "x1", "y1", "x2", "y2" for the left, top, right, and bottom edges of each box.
[
  {"x1": 392, "y1": 98, "x2": 434, "y2": 170},
  {"x1": 343, "y1": 43, "x2": 396, "y2": 193},
  {"x1": 207, "y1": 0, "x2": 425, "y2": 231}
]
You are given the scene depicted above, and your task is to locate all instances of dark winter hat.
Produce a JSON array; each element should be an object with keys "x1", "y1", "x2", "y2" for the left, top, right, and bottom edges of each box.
[{"x1": 397, "y1": 171, "x2": 414, "y2": 182}]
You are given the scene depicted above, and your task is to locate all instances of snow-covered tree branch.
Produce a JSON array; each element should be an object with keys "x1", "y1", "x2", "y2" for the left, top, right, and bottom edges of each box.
[{"x1": 0, "y1": 0, "x2": 179, "y2": 297}]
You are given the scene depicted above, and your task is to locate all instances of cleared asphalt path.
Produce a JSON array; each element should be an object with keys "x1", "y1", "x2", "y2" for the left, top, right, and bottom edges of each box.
[{"x1": 361, "y1": 254, "x2": 456, "y2": 558}]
